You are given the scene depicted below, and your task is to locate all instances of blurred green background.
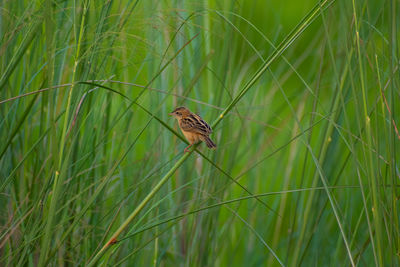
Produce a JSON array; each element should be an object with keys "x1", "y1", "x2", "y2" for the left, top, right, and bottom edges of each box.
[{"x1": 1, "y1": 0, "x2": 399, "y2": 266}]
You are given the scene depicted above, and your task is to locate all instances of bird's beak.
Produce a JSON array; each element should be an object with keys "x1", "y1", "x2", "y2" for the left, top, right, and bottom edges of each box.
[{"x1": 168, "y1": 112, "x2": 174, "y2": 116}]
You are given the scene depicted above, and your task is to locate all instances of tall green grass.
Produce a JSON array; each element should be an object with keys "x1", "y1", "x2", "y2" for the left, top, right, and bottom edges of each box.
[{"x1": 1, "y1": 0, "x2": 399, "y2": 266}]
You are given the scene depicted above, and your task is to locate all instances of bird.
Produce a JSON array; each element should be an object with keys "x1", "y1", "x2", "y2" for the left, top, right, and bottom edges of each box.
[{"x1": 169, "y1": 107, "x2": 216, "y2": 152}]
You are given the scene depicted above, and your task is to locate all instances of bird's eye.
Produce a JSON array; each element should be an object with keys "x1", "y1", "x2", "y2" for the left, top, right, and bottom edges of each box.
[{"x1": 176, "y1": 112, "x2": 180, "y2": 115}]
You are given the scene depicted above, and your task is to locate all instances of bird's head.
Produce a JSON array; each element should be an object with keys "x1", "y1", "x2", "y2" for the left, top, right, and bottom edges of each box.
[{"x1": 169, "y1": 106, "x2": 191, "y2": 119}]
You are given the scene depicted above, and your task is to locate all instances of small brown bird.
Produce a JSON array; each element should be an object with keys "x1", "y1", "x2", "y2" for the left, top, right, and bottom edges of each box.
[{"x1": 169, "y1": 107, "x2": 216, "y2": 152}]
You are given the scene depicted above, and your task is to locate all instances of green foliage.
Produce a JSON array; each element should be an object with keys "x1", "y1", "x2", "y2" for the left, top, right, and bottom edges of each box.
[{"x1": 0, "y1": 0, "x2": 399, "y2": 266}]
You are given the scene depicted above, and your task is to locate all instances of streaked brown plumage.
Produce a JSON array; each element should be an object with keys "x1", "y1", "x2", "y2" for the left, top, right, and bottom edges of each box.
[{"x1": 169, "y1": 107, "x2": 216, "y2": 152}]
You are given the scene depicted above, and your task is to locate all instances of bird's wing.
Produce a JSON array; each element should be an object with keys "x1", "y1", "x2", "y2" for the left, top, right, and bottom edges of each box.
[{"x1": 180, "y1": 114, "x2": 212, "y2": 135}]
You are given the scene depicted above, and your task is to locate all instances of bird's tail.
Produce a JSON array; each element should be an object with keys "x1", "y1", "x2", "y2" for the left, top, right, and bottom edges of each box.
[{"x1": 202, "y1": 136, "x2": 217, "y2": 149}]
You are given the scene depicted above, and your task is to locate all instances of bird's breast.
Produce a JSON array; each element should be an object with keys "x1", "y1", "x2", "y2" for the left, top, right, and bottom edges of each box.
[{"x1": 181, "y1": 129, "x2": 200, "y2": 144}]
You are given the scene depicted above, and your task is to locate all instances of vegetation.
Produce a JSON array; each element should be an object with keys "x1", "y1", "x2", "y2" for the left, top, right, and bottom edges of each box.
[{"x1": 0, "y1": 0, "x2": 399, "y2": 266}]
